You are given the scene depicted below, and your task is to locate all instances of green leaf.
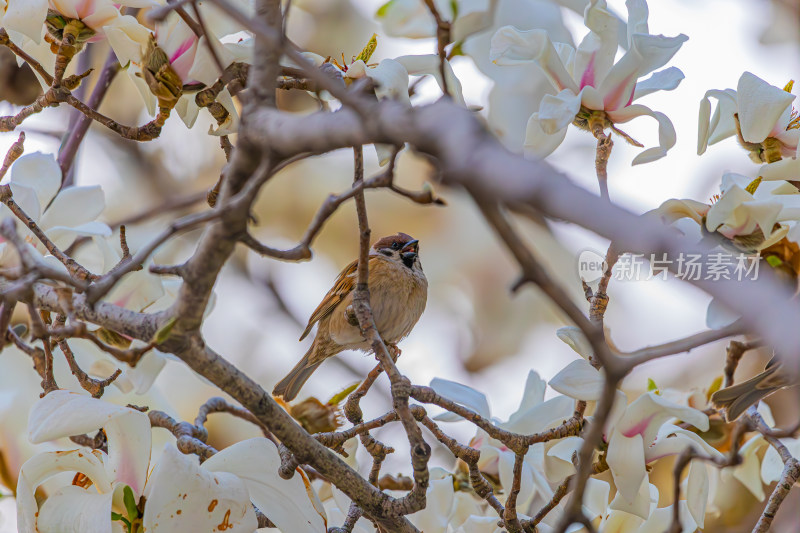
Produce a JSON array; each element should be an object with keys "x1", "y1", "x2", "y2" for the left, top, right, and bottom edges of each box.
[
  {"x1": 111, "y1": 512, "x2": 131, "y2": 531},
  {"x1": 123, "y1": 485, "x2": 139, "y2": 521},
  {"x1": 450, "y1": 0, "x2": 459, "y2": 20},
  {"x1": 647, "y1": 378, "x2": 659, "y2": 393},
  {"x1": 375, "y1": 0, "x2": 394, "y2": 18},
  {"x1": 355, "y1": 33, "x2": 378, "y2": 64},
  {"x1": 152, "y1": 317, "x2": 178, "y2": 345},
  {"x1": 766, "y1": 255, "x2": 783, "y2": 268},
  {"x1": 327, "y1": 382, "x2": 360, "y2": 405}
]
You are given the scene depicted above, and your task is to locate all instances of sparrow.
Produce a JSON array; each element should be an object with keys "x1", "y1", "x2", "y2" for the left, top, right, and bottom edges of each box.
[
  {"x1": 273, "y1": 233, "x2": 428, "y2": 401},
  {"x1": 711, "y1": 356, "x2": 795, "y2": 420}
]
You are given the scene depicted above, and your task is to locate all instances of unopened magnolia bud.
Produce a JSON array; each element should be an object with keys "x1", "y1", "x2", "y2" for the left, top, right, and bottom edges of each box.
[
  {"x1": 141, "y1": 35, "x2": 183, "y2": 109},
  {"x1": 45, "y1": 11, "x2": 94, "y2": 44},
  {"x1": 290, "y1": 397, "x2": 343, "y2": 434}
]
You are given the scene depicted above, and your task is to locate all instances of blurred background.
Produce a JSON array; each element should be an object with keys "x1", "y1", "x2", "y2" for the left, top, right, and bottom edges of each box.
[{"x1": 0, "y1": 0, "x2": 798, "y2": 530}]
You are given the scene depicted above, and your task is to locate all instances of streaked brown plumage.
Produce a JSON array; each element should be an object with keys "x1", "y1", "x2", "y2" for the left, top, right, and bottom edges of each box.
[{"x1": 273, "y1": 233, "x2": 428, "y2": 401}]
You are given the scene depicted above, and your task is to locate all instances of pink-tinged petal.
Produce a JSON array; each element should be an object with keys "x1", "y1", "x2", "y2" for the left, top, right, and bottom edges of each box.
[
  {"x1": 538, "y1": 88, "x2": 582, "y2": 133},
  {"x1": 37, "y1": 485, "x2": 114, "y2": 533},
  {"x1": 574, "y1": 0, "x2": 619, "y2": 86},
  {"x1": 430, "y1": 377, "x2": 491, "y2": 421},
  {"x1": 608, "y1": 477, "x2": 653, "y2": 520},
  {"x1": 490, "y1": 26, "x2": 578, "y2": 93},
  {"x1": 606, "y1": 430, "x2": 646, "y2": 504},
  {"x1": 686, "y1": 459, "x2": 708, "y2": 528},
  {"x1": 616, "y1": 392, "x2": 708, "y2": 446},
  {"x1": 698, "y1": 88, "x2": 738, "y2": 154},
  {"x1": 523, "y1": 113, "x2": 569, "y2": 159},
  {"x1": 737, "y1": 71, "x2": 795, "y2": 144},
  {"x1": 103, "y1": 410, "x2": 151, "y2": 497},
  {"x1": 202, "y1": 438, "x2": 327, "y2": 532},
  {"x1": 607, "y1": 104, "x2": 676, "y2": 164},
  {"x1": 599, "y1": 33, "x2": 687, "y2": 111},
  {"x1": 144, "y1": 445, "x2": 257, "y2": 533},
  {"x1": 17, "y1": 449, "x2": 112, "y2": 533},
  {"x1": 632, "y1": 67, "x2": 684, "y2": 101},
  {"x1": 549, "y1": 359, "x2": 604, "y2": 401},
  {"x1": 4, "y1": 0, "x2": 48, "y2": 42}
]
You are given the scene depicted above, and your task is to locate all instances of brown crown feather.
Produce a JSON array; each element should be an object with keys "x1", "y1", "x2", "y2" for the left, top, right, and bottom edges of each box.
[{"x1": 372, "y1": 233, "x2": 415, "y2": 250}]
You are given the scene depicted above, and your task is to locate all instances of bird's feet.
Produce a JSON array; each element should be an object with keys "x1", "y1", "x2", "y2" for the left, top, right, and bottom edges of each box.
[
  {"x1": 345, "y1": 305, "x2": 359, "y2": 327},
  {"x1": 386, "y1": 343, "x2": 401, "y2": 361}
]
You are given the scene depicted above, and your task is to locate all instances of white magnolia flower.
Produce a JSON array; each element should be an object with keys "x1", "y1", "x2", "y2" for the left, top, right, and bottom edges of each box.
[
  {"x1": 698, "y1": 72, "x2": 800, "y2": 163},
  {"x1": 106, "y1": 10, "x2": 252, "y2": 134},
  {"x1": 489, "y1": 0, "x2": 686, "y2": 164},
  {"x1": 2, "y1": 0, "x2": 155, "y2": 45},
  {"x1": 19, "y1": 391, "x2": 326, "y2": 532},
  {"x1": 430, "y1": 372, "x2": 579, "y2": 514},
  {"x1": 0, "y1": 152, "x2": 111, "y2": 268},
  {"x1": 552, "y1": 327, "x2": 720, "y2": 526},
  {"x1": 597, "y1": 482, "x2": 698, "y2": 533}
]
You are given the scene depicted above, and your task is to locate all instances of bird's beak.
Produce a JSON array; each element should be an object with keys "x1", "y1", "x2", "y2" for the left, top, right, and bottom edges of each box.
[{"x1": 401, "y1": 239, "x2": 419, "y2": 261}]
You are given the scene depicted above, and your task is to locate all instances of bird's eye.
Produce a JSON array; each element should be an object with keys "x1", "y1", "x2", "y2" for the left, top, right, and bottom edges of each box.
[{"x1": 391, "y1": 242, "x2": 401, "y2": 250}]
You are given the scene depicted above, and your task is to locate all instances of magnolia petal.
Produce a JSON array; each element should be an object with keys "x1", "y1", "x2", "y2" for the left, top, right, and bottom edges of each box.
[
  {"x1": 395, "y1": 54, "x2": 465, "y2": 105},
  {"x1": 706, "y1": 297, "x2": 741, "y2": 330},
  {"x1": 638, "y1": 502, "x2": 697, "y2": 533},
  {"x1": 760, "y1": 444, "x2": 785, "y2": 484},
  {"x1": 208, "y1": 88, "x2": 240, "y2": 136},
  {"x1": 375, "y1": 0, "x2": 436, "y2": 39},
  {"x1": 17, "y1": 449, "x2": 112, "y2": 533},
  {"x1": 544, "y1": 436, "x2": 582, "y2": 482},
  {"x1": 523, "y1": 113, "x2": 568, "y2": 160},
  {"x1": 599, "y1": 509, "x2": 645, "y2": 532},
  {"x1": 584, "y1": 477, "x2": 611, "y2": 520},
  {"x1": 175, "y1": 94, "x2": 201, "y2": 129},
  {"x1": 574, "y1": 0, "x2": 619, "y2": 87},
  {"x1": 759, "y1": 156, "x2": 800, "y2": 181},
  {"x1": 737, "y1": 71, "x2": 795, "y2": 144},
  {"x1": 456, "y1": 515, "x2": 502, "y2": 533},
  {"x1": 606, "y1": 430, "x2": 646, "y2": 504},
  {"x1": 606, "y1": 104, "x2": 676, "y2": 165},
  {"x1": 704, "y1": 185, "x2": 754, "y2": 233},
  {"x1": 430, "y1": 377, "x2": 491, "y2": 421},
  {"x1": 732, "y1": 435, "x2": 767, "y2": 501},
  {"x1": 105, "y1": 268, "x2": 165, "y2": 311},
  {"x1": 686, "y1": 459, "x2": 708, "y2": 528},
  {"x1": 28, "y1": 391, "x2": 152, "y2": 497},
  {"x1": 500, "y1": 395, "x2": 573, "y2": 435},
  {"x1": 556, "y1": 326, "x2": 594, "y2": 360},
  {"x1": 608, "y1": 477, "x2": 651, "y2": 520},
  {"x1": 505, "y1": 370, "x2": 546, "y2": 428},
  {"x1": 127, "y1": 68, "x2": 158, "y2": 116},
  {"x1": 3, "y1": 0, "x2": 48, "y2": 43},
  {"x1": 203, "y1": 438, "x2": 327, "y2": 532},
  {"x1": 538, "y1": 88, "x2": 582, "y2": 134},
  {"x1": 646, "y1": 198, "x2": 708, "y2": 225},
  {"x1": 632, "y1": 67, "x2": 684, "y2": 101},
  {"x1": 143, "y1": 445, "x2": 258, "y2": 533},
  {"x1": 407, "y1": 477, "x2": 455, "y2": 533},
  {"x1": 188, "y1": 35, "x2": 233, "y2": 87},
  {"x1": 367, "y1": 59, "x2": 411, "y2": 105},
  {"x1": 201, "y1": 0, "x2": 255, "y2": 38},
  {"x1": 497, "y1": 449, "x2": 535, "y2": 510},
  {"x1": 490, "y1": 26, "x2": 578, "y2": 93},
  {"x1": 598, "y1": 33, "x2": 687, "y2": 111},
  {"x1": 10, "y1": 152, "x2": 62, "y2": 217},
  {"x1": 40, "y1": 186, "x2": 106, "y2": 231},
  {"x1": 697, "y1": 88, "x2": 738, "y2": 154},
  {"x1": 648, "y1": 425, "x2": 725, "y2": 463},
  {"x1": 549, "y1": 359, "x2": 604, "y2": 401},
  {"x1": 37, "y1": 486, "x2": 114, "y2": 533},
  {"x1": 617, "y1": 392, "x2": 709, "y2": 445},
  {"x1": 104, "y1": 16, "x2": 151, "y2": 68}
]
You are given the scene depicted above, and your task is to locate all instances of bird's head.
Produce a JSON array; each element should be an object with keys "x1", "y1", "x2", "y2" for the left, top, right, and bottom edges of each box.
[{"x1": 371, "y1": 233, "x2": 421, "y2": 270}]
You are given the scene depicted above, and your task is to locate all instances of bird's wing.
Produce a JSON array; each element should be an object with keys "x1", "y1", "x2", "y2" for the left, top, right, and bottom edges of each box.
[{"x1": 299, "y1": 259, "x2": 358, "y2": 341}]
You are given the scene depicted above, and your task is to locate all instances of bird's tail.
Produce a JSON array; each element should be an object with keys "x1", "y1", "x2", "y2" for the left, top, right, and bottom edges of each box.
[
  {"x1": 711, "y1": 371, "x2": 780, "y2": 421},
  {"x1": 272, "y1": 344, "x2": 324, "y2": 402}
]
